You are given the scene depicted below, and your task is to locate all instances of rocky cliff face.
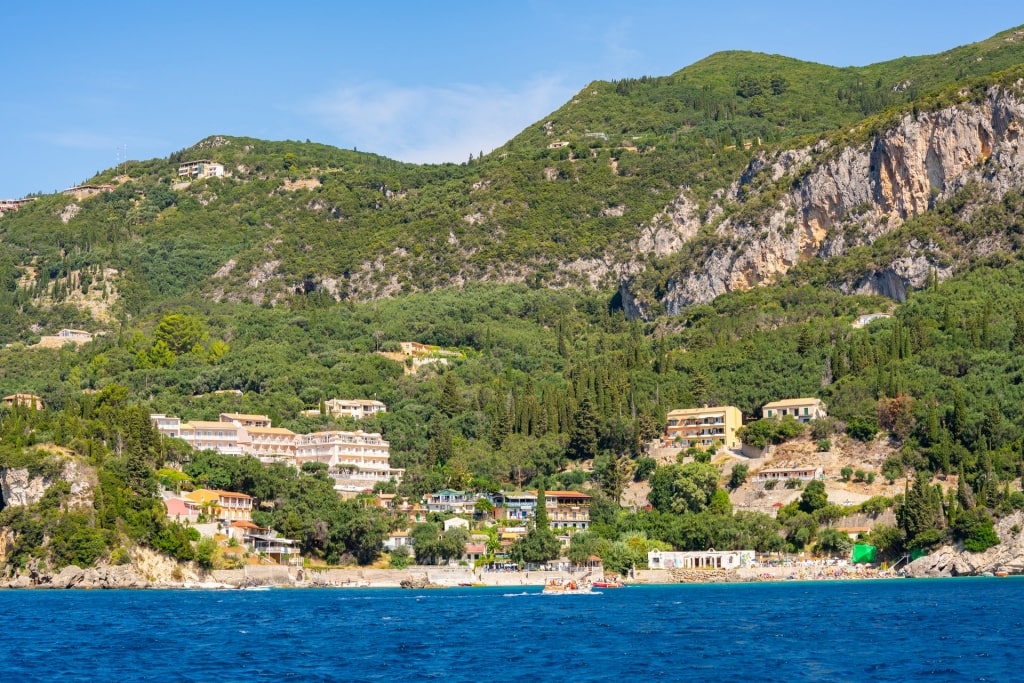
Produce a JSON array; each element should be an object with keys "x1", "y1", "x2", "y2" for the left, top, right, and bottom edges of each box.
[
  {"x1": 0, "y1": 457, "x2": 96, "y2": 511},
  {"x1": 0, "y1": 468, "x2": 49, "y2": 508},
  {"x1": 622, "y1": 83, "x2": 1024, "y2": 318}
]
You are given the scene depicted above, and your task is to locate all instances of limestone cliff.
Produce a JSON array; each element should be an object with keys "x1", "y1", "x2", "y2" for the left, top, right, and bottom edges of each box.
[
  {"x1": 622, "y1": 83, "x2": 1024, "y2": 318},
  {"x1": 0, "y1": 456, "x2": 96, "y2": 511},
  {"x1": 905, "y1": 510, "x2": 1024, "y2": 577},
  {"x1": 0, "y1": 453, "x2": 98, "y2": 572}
]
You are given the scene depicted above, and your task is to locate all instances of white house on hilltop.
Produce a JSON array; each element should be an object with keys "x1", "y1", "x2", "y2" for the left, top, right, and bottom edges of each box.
[
  {"x1": 762, "y1": 398, "x2": 827, "y2": 423},
  {"x1": 302, "y1": 398, "x2": 387, "y2": 420},
  {"x1": 178, "y1": 160, "x2": 225, "y2": 179}
]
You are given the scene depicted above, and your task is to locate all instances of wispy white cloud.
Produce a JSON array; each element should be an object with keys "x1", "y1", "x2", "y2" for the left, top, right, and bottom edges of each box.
[
  {"x1": 303, "y1": 78, "x2": 574, "y2": 164},
  {"x1": 44, "y1": 131, "x2": 123, "y2": 151},
  {"x1": 39, "y1": 130, "x2": 172, "y2": 160}
]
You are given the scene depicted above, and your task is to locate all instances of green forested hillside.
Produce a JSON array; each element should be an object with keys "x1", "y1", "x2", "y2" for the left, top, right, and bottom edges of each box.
[
  {"x1": 3, "y1": 27, "x2": 1024, "y2": 574},
  {"x1": 2, "y1": 25, "x2": 1024, "y2": 323}
]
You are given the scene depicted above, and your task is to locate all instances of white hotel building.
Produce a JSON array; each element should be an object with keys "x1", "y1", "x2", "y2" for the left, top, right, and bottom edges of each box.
[
  {"x1": 294, "y1": 430, "x2": 404, "y2": 494},
  {"x1": 150, "y1": 413, "x2": 402, "y2": 494}
]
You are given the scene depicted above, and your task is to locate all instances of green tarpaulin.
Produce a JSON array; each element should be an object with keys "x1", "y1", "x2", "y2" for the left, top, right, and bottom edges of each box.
[
  {"x1": 851, "y1": 544, "x2": 877, "y2": 563},
  {"x1": 910, "y1": 548, "x2": 928, "y2": 561}
]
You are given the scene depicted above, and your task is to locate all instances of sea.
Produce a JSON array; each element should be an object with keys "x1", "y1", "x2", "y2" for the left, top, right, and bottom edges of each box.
[{"x1": 0, "y1": 578, "x2": 1020, "y2": 682}]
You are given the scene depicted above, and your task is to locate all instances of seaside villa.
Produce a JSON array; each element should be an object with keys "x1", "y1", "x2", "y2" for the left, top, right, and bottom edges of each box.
[{"x1": 648, "y1": 549, "x2": 755, "y2": 570}]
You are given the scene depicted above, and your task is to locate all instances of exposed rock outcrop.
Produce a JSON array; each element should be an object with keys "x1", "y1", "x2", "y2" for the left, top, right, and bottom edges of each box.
[
  {"x1": 399, "y1": 575, "x2": 444, "y2": 589},
  {"x1": 0, "y1": 456, "x2": 96, "y2": 511},
  {"x1": 905, "y1": 510, "x2": 1024, "y2": 577},
  {"x1": 0, "y1": 468, "x2": 49, "y2": 508},
  {"x1": 623, "y1": 84, "x2": 1024, "y2": 318}
]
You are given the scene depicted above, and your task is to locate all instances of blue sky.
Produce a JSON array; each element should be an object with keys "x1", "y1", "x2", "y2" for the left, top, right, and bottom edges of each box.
[{"x1": 1, "y1": 1, "x2": 1021, "y2": 198}]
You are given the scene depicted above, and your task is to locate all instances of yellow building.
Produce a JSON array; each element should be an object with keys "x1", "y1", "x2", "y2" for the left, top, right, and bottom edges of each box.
[
  {"x1": 184, "y1": 489, "x2": 253, "y2": 522},
  {"x1": 665, "y1": 405, "x2": 743, "y2": 450}
]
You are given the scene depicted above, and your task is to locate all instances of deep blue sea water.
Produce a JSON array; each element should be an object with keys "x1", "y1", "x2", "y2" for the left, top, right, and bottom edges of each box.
[{"x1": 1, "y1": 578, "x2": 1021, "y2": 682}]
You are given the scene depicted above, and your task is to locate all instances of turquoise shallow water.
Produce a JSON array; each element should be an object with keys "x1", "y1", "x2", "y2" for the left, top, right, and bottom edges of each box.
[{"x1": 0, "y1": 579, "x2": 1020, "y2": 682}]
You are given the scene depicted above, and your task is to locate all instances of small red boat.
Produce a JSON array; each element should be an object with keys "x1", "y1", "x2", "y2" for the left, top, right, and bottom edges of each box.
[{"x1": 592, "y1": 580, "x2": 625, "y2": 588}]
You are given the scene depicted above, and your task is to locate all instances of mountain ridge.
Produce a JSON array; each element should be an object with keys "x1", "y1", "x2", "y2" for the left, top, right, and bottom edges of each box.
[{"x1": 2, "y1": 25, "x2": 1024, "y2": 329}]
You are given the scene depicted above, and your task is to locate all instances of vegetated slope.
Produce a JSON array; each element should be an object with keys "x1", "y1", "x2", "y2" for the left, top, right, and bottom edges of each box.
[{"x1": 2, "y1": 27, "x2": 1024, "y2": 339}]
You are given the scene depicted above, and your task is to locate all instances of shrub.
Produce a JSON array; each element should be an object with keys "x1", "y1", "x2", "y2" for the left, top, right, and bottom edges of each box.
[
  {"x1": 195, "y1": 537, "x2": 219, "y2": 570},
  {"x1": 847, "y1": 418, "x2": 879, "y2": 442},
  {"x1": 739, "y1": 417, "x2": 806, "y2": 449},
  {"x1": 389, "y1": 546, "x2": 411, "y2": 569},
  {"x1": 817, "y1": 527, "x2": 853, "y2": 556},
  {"x1": 859, "y1": 496, "x2": 894, "y2": 515},
  {"x1": 817, "y1": 439, "x2": 831, "y2": 452},
  {"x1": 954, "y1": 509, "x2": 1000, "y2": 553},
  {"x1": 633, "y1": 456, "x2": 657, "y2": 481},
  {"x1": 840, "y1": 466, "x2": 853, "y2": 482},
  {"x1": 729, "y1": 463, "x2": 749, "y2": 489},
  {"x1": 809, "y1": 419, "x2": 833, "y2": 440},
  {"x1": 881, "y1": 456, "x2": 905, "y2": 483}
]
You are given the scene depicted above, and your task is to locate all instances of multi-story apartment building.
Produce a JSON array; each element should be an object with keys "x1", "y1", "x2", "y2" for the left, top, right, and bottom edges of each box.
[
  {"x1": 493, "y1": 491, "x2": 537, "y2": 523},
  {"x1": 303, "y1": 398, "x2": 387, "y2": 420},
  {"x1": 665, "y1": 405, "x2": 743, "y2": 449},
  {"x1": 177, "y1": 159, "x2": 225, "y2": 179},
  {"x1": 294, "y1": 430, "x2": 403, "y2": 494},
  {"x1": 425, "y1": 489, "x2": 478, "y2": 515},
  {"x1": 240, "y1": 426, "x2": 297, "y2": 462},
  {"x1": 491, "y1": 490, "x2": 591, "y2": 532},
  {"x1": 150, "y1": 414, "x2": 403, "y2": 491},
  {"x1": 151, "y1": 414, "x2": 183, "y2": 439},
  {"x1": 184, "y1": 488, "x2": 252, "y2": 522},
  {"x1": 179, "y1": 420, "x2": 242, "y2": 455},
  {"x1": 545, "y1": 491, "x2": 592, "y2": 531},
  {"x1": 762, "y1": 398, "x2": 828, "y2": 423}
]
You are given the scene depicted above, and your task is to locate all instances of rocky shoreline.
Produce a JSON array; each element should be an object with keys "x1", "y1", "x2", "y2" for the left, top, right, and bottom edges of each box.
[
  {"x1": 11, "y1": 509, "x2": 1024, "y2": 589},
  {"x1": 0, "y1": 563, "x2": 914, "y2": 590}
]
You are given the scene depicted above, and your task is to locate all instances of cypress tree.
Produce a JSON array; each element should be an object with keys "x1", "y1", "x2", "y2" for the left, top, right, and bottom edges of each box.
[
  {"x1": 566, "y1": 396, "x2": 599, "y2": 461},
  {"x1": 1013, "y1": 307, "x2": 1024, "y2": 351},
  {"x1": 440, "y1": 373, "x2": 462, "y2": 417}
]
